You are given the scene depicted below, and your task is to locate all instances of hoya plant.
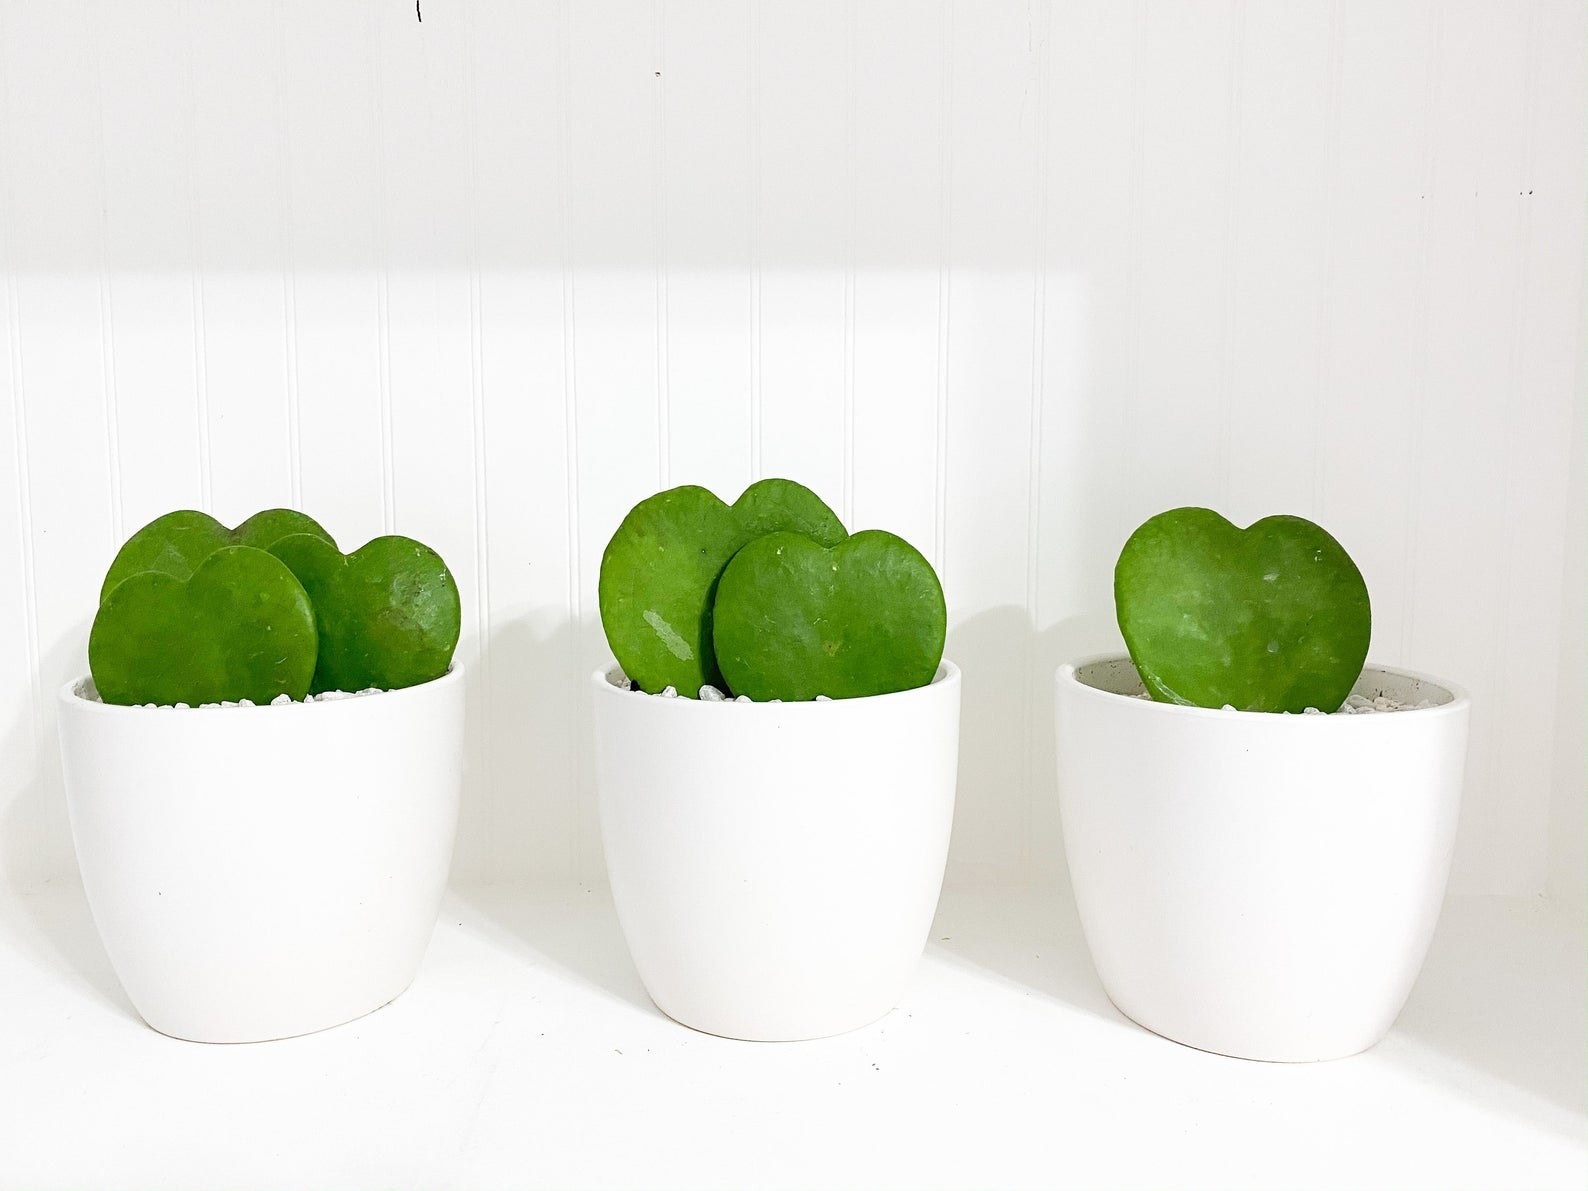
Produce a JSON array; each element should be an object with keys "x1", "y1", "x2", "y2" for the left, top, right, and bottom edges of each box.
[
  {"x1": 1113, "y1": 507, "x2": 1370, "y2": 714},
  {"x1": 89, "y1": 508, "x2": 461, "y2": 707},
  {"x1": 598, "y1": 478, "x2": 946, "y2": 702}
]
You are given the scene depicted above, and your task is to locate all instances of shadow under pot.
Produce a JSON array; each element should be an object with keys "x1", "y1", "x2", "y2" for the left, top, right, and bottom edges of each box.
[
  {"x1": 57, "y1": 666, "x2": 464, "y2": 1043},
  {"x1": 593, "y1": 661, "x2": 961, "y2": 1042},
  {"x1": 1055, "y1": 654, "x2": 1470, "y2": 1062}
]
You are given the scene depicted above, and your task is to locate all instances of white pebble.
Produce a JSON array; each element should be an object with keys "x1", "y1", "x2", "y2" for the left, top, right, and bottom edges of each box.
[
  {"x1": 699, "y1": 685, "x2": 726, "y2": 702},
  {"x1": 659, "y1": 685, "x2": 678, "y2": 699},
  {"x1": 815, "y1": 695, "x2": 831, "y2": 702},
  {"x1": 271, "y1": 694, "x2": 291, "y2": 706},
  {"x1": 1116, "y1": 683, "x2": 1441, "y2": 715},
  {"x1": 310, "y1": 687, "x2": 386, "y2": 703},
  {"x1": 1341, "y1": 691, "x2": 1410, "y2": 714},
  {"x1": 735, "y1": 695, "x2": 752, "y2": 704},
  {"x1": 174, "y1": 702, "x2": 189, "y2": 710}
]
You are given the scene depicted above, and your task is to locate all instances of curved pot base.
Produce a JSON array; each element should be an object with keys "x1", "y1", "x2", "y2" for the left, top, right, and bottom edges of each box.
[
  {"x1": 141, "y1": 981, "x2": 413, "y2": 1046},
  {"x1": 1105, "y1": 993, "x2": 1386, "y2": 1064},
  {"x1": 1056, "y1": 655, "x2": 1469, "y2": 1065},
  {"x1": 648, "y1": 993, "x2": 900, "y2": 1044},
  {"x1": 59, "y1": 668, "x2": 465, "y2": 1044}
]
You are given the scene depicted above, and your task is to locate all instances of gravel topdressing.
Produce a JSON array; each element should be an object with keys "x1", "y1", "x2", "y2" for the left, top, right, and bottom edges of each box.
[
  {"x1": 100, "y1": 687, "x2": 389, "y2": 710},
  {"x1": 1327, "y1": 692, "x2": 1436, "y2": 714},
  {"x1": 616, "y1": 675, "x2": 831, "y2": 704},
  {"x1": 621, "y1": 673, "x2": 1436, "y2": 712},
  {"x1": 1133, "y1": 691, "x2": 1435, "y2": 713}
]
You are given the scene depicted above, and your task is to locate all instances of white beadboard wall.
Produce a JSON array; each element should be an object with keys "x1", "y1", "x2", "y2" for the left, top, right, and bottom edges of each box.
[{"x1": 0, "y1": 0, "x2": 1583, "y2": 897}]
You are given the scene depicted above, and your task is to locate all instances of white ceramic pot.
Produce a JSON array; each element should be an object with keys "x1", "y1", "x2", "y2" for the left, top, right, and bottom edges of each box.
[
  {"x1": 1055, "y1": 654, "x2": 1469, "y2": 1062},
  {"x1": 58, "y1": 667, "x2": 464, "y2": 1043},
  {"x1": 594, "y1": 662, "x2": 960, "y2": 1041}
]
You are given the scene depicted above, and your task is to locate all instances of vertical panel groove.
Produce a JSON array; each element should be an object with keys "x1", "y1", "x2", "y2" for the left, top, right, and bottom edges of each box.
[
  {"x1": 281, "y1": 277, "x2": 303, "y2": 507},
  {"x1": 2, "y1": 277, "x2": 43, "y2": 756},
  {"x1": 0, "y1": 3, "x2": 47, "y2": 790},
  {"x1": 370, "y1": 0, "x2": 396, "y2": 534},
  {"x1": 275, "y1": 0, "x2": 303, "y2": 508},
  {"x1": 1314, "y1": 0, "x2": 1345, "y2": 518},
  {"x1": 932, "y1": 0, "x2": 953, "y2": 575},
  {"x1": 1022, "y1": 0, "x2": 1050, "y2": 881},
  {"x1": 654, "y1": 0, "x2": 670, "y2": 489},
  {"x1": 1215, "y1": 0, "x2": 1246, "y2": 512},
  {"x1": 557, "y1": 3, "x2": 582, "y2": 603},
  {"x1": 184, "y1": 0, "x2": 213, "y2": 512},
  {"x1": 557, "y1": 0, "x2": 583, "y2": 877},
  {"x1": 190, "y1": 277, "x2": 213, "y2": 512},
  {"x1": 842, "y1": 0, "x2": 856, "y2": 527},
  {"x1": 1122, "y1": 0, "x2": 1147, "y2": 475},
  {"x1": 1402, "y1": 4, "x2": 1444, "y2": 661},
  {"x1": 1492, "y1": 0, "x2": 1544, "y2": 704},
  {"x1": 4, "y1": 288, "x2": 41, "y2": 749},
  {"x1": 461, "y1": 0, "x2": 494, "y2": 883},
  {"x1": 95, "y1": 277, "x2": 122, "y2": 538},
  {"x1": 558, "y1": 0, "x2": 581, "y2": 623},
  {"x1": 377, "y1": 267, "x2": 395, "y2": 530},
  {"x1": 88, "y1": 5, "x2": 123, "y2": 541},
  {"x1": 748, "y1": 0, "x2": 762, "y2": 481}
]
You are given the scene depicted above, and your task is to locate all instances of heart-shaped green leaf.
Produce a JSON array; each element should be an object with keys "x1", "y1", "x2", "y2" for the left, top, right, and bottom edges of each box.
[
  {"x1": 99, "y1": 508, "x2": 335, "y2": 604},
  {"x1": 1114, "y1": 507, "x2": 1371, "y2": 713},
  {"x1": 268, "y1": 533, "x2": 460, "y2": 694},
  {"x1": 89, "y1": 546, "x2": 318, "y2": 706},
  {"x1": 598, "y1": 479, "x2": 848, "y2": 695},
  {"x1": 712, "y1": 529, "x2": 946, "y2": 702}
]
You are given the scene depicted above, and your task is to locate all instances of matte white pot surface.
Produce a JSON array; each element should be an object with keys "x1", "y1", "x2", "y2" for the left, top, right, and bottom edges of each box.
[
  {"x1": 58, "y1": 667, "x2": 464, "y2": 1044},
  {"x1": 1055, "y1": 655, "x2": 1470, "y2": 1062},
  {"x1": 594, "y1": 662, "x2": 961, "y2": 1042}
]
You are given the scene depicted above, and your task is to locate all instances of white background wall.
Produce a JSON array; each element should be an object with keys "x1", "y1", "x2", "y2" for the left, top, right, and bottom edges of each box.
[{"x1": 1, "y1": 0, "x2": 1582, "y2": 898}]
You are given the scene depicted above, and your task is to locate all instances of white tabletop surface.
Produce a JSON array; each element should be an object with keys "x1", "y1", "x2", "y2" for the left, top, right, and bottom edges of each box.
[{"x1": 2, "y1": 880, "x2": 1583, "y2": 1191}]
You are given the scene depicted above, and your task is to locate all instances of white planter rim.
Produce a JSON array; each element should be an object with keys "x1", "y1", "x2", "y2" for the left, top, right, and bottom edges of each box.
[
  {"x1": 60, "y1": 662, "x2": 464, "y2": 718},
  {"x1": 591, "y1": 659, "x2": 960, "y2": 711},
  {"x1": 1058, "y1": 652, "x2": 1468, "y2": 724}
]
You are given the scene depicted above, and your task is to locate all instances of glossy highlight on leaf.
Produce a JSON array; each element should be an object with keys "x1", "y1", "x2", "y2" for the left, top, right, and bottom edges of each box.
[
  {"x1": 268, "y1": 533, "x2": 460, "y2": 695},
  {"x1": 1113, "y1": 507, "x2": 1371, "y2": 713},
  {"x1": 89, "y1": 546, "x2": 318, "y2": 707},
  {"x1": 712, "y1": 529, "x2": 946, "y2": 702},
  {"x1": 99, "y1": 508, "x2": 335, "y2": 604},
  {"x1": 598, "y1": 479, "x2": 847, "y2": 696}
]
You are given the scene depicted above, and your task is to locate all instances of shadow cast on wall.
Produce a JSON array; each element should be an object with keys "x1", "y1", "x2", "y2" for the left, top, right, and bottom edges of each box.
[
  {"x1": 0, "y1": 627, "x2": 134, "y2": 1017},
  {"x1": 942, "y1": 603, "x2": 1119, "y2": 888},
  {"x1": 457, "y1": 610, "x2": 587, "y2": 887},
  {"x1": 925, "y1": 602, "x2": 1131, "y2": 1026},
  {"x1": 1394, "y1": 898, "x2": 1588, "y2": 1132},
  {"x1": 449, "y1": 611, "x2": 658, "y2": 1018}
]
